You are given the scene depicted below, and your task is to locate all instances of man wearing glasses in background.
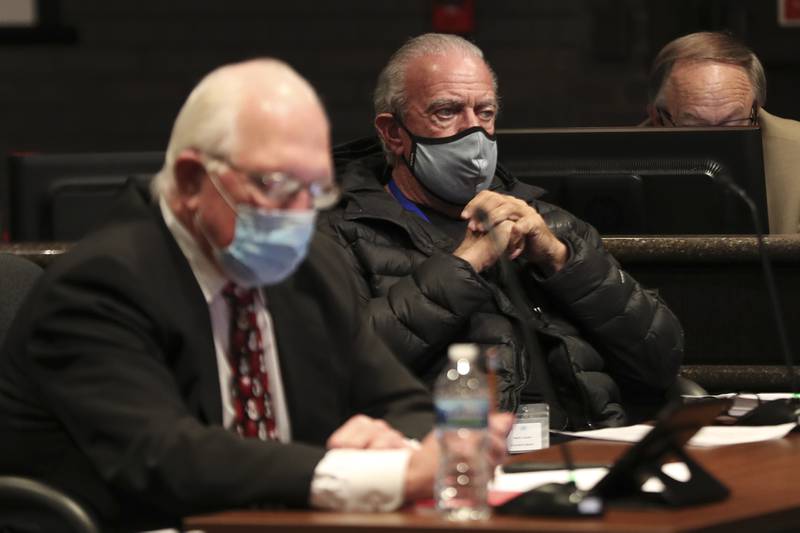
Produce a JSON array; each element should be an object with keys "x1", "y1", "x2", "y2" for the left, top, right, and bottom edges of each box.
[
  {"x1": 0, "y1": 58, "x2": 512, "y2": 531},
  {"x1": 644, "y1": 31, "x2": 800, "y2": 234}
]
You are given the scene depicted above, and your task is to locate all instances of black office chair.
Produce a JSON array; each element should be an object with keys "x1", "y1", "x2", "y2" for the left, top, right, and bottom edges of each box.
[
  {"x1": 0, "y1": 476, "x2": 99, "y2": 533},
  {"x1": 0, "y1": 254, "x2": 100, "y2": 533},
  {"x1": 0, "y1": 253, "x2": 42, "y2": 347},
  {"x1": 8, "y1": 151, "x2": 163, "y2": 241}
]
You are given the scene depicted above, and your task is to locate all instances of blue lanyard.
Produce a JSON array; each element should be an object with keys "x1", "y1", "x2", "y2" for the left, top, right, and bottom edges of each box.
[{"x1": 388, "y1": 179, "x2": 430, "y2": 223}]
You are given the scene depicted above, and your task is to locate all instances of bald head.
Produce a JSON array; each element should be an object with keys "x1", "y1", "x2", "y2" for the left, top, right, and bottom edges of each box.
[
  {"x1": 227, "y1": 61, "x2": 329, "y2": 172},
  {"x1": 647, "y1": 32, "x2": 764, "y2": 127},
  {"x1": 653, "y1": 59, "x2": 756, "y2": 127},
  {"x1": 152, "y1": 58, "x2": 329, "y2": 200}
]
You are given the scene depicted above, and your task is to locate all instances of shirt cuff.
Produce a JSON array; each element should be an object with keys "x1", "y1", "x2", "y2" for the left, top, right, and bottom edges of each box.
[{"x1": 309, "y1": 448, "x2": 411, "y2": 512}]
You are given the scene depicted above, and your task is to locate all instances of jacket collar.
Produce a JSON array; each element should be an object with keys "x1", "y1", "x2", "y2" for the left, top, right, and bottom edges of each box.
[
  {"x1": 117, "y1": 184, "x2": 224, "y2": 426},
  {"x1": 334, "y1": 135, "x2": 543, "y2": 200},
  {"x1": 336, "y1": 147, "x2": 455, "y2": 255},
  {"x1": 333, "y1": 136, "x2": 544, "y2": 254}
]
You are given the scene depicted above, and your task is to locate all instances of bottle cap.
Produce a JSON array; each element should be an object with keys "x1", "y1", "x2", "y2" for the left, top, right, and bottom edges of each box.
[{"x1": 447, "y1": 343, "x2": 479, "y2": 362}]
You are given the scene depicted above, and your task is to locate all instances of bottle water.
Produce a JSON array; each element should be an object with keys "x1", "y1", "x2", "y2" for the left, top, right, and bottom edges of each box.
[{"x1": 434, "y1": 343, "x2": 491, "y2": 520}]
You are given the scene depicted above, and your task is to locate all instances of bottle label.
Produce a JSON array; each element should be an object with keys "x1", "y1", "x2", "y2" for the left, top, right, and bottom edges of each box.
[{"x1": 435, "y1": 398, "x2": 489, "y2": 429}]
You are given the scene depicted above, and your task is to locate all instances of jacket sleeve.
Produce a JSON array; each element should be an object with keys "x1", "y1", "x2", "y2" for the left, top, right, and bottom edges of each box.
[
  {"x1": 534, "y1": 207, "x2": 684, "y2": 393},
  {"x1": 346, "y1": 308, "x2": 436, "y2": 438},
  {"x1": 22, "y1": 256, "x2": 329, "y2": 517},
  {"x1": 310, "y1": 234, "x2": 435, "y2": 439},
  {"x1": 380, "y1": 253, "x2": 497, "y2": 367},
  {"x1": 368, "y1": 254, "x2": 495, "y2": 376},
  {"x1": 319, "y1": 216, "x2": 494, "y2": 377}
]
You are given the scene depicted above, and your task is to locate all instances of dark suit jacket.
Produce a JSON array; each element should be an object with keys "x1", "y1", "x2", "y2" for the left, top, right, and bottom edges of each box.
[{"x1": 0, "y1": 184, "x2": 433, "y2": 531}]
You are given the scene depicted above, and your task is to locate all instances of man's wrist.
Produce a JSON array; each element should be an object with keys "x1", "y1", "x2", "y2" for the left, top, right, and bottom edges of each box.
[
  {"x1": 453, "y1": 249, "x2": 481, "y2": 272},
  {"x1": 528, "y1": 238, "x2": 569, "y2": 276},
  {"x1": 546, "y1": 240, "x2": 569, "y2": 273},
  {"x1": 403, "y1": 447, "x2": 435, "y2": 503}
]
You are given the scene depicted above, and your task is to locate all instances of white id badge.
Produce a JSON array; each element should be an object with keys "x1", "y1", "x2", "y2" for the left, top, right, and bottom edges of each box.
[{"x1": 507, "y1": 403, "x2": 549, "y2": 453}]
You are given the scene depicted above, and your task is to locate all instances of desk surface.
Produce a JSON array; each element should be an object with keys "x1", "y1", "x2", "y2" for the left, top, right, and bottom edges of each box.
[{"x1": 186, "y1": 434, "x2": 800, "y2": 533}]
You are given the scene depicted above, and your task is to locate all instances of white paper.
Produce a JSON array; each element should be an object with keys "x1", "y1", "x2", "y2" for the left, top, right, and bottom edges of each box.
[
  {"x1": 556, "y1": 421, "x2": 797, "y2": 447},
  {"x1": 492, "y1": 466, "x2": 607, "y2": 493},
  {"x1": 682, "y1": 392, "x2": 798, "y2": 418},
  {"x1": 491, "y1": 462, "x2": 690, "y2": 494},
  {"x1": 689, "y1": 422, "x2": 797, "y2": 446}
]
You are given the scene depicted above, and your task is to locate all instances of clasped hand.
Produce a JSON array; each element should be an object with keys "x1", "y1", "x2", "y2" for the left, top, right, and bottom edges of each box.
[{"x1": 455, "y1": 191, "x2": 568, "y2": 275}]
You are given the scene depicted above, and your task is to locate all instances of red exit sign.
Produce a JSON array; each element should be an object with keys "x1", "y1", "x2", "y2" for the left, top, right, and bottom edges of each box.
[{"x1": 779, "y1": 0, "x2": 800, "y2": 26}]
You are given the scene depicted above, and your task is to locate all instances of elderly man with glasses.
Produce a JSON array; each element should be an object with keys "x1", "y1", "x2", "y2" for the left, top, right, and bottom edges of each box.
[
  {"x1": 644, "y1": 31, "x2": 800, "y2": 233},
  {"x1": 0, "y1": 58, "x2": 514, "y2": 531},
  {"x1": 320, "y1": 33, "x2": 684, "y2": 434}
]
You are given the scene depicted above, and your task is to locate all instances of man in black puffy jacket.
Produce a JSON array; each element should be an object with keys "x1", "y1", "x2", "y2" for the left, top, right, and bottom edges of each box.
[{"x1": 319, "y1": 33, "x2": 684, "y2": 430}]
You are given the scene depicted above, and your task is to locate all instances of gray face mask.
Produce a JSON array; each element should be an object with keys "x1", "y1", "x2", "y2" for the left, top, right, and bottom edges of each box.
[{"x1": 400, "y1": 122, "x2": 498, "y2": 205}]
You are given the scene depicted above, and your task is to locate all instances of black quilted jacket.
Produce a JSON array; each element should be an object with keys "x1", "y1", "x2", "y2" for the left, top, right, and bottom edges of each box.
[{"x1": 319, "y1": 137, "x2": 684, "y2": 430}]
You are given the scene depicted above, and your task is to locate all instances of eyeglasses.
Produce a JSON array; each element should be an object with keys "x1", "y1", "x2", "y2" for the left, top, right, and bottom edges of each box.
[
  {"x1": 202, "y1": 155, "x2": 340, "y2": 210},
  {"x1": 657, "y1": 102, "x2": 759, "y2": 127}
]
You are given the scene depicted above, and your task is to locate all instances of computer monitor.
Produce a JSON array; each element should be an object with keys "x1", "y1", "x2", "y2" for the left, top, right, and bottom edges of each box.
[
  {"x1": 8, "y1": 151, "x2": 164, "y2": 241},
  {"x1": 495, "y1": 127, "x2": 767, "y2": 235}
]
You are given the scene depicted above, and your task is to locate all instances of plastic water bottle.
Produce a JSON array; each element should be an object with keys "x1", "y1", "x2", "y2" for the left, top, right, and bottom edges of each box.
[{"x1": 434, "y1": 343, "x2": 491, "y2": 520}]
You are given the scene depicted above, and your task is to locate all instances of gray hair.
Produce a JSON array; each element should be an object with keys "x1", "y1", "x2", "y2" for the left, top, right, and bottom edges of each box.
[
  {"x1": 649, "y1": 31, "x2": 766, "y2": 108},
  {"x1": 373, "y1": 33, "x2": 499, "y2": 164}
]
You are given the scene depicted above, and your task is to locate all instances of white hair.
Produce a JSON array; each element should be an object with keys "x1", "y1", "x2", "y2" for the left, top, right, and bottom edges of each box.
[
  {"x1": 150, "y1": 58, "x2": 303, "y2": 201},
  {"x1": 373, "y1": 33, "x2": 498, "y2": 164}
]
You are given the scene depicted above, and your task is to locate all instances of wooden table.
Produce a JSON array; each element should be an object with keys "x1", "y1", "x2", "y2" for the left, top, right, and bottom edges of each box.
[{"x1": 186, "y1": 433, "x2": 800, "y2": 532}]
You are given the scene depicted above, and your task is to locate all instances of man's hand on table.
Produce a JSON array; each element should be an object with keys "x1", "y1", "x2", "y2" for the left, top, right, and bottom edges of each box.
[{"x1": 327, "y1": 414, "x2": 411, "y2": 450}]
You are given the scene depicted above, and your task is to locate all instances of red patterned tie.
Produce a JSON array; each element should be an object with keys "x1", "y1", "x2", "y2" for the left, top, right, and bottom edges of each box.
[{"x1": 223, "y1": 282, "x2": 277, "y2": 440}]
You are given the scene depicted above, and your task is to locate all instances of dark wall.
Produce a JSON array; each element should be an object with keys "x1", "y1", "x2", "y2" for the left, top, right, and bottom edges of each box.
[{"x1": 1, "y1": 0, "x2": 799, "y2": 237}]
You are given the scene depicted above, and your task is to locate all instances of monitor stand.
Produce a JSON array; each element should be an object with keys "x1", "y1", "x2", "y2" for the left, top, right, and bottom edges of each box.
[{"x1": 591, "y1": 399, "x2": 731, "y2": 507}]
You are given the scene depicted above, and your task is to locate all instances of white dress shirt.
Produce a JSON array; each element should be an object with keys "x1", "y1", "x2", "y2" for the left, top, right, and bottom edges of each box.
[{"x1": 159, "y1": 199, "x2": 410, "y2": 512}]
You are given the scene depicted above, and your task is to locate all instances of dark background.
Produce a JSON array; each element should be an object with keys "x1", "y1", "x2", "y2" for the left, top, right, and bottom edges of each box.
[{"x1": 1, "y1": 0, "x2": 799, "y2": 238}]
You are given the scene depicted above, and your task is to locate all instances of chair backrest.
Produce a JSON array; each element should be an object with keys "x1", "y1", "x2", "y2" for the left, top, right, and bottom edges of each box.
[
  {"x1": 0, "y1": 254, "x2": 43, "y2": 348},
  {"x1": 0, "y1": 476, "x2": 99, "y2": 533},
  {"x1": 0, "y1": 255, "x2": 100, "y2": 531},
  {"x1": 8, "y1": 151, "x2": 163, "y2": 241}
]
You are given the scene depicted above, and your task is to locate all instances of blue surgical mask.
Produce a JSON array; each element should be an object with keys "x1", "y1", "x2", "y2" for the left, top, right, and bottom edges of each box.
[
  {"x1": 214, "y1": 206, "x2": 316, "y2": 287},
  {"x1": 399, "y1": 121, "x2": 498, "y2": 205},
  {"x1": 204, "y1": 173, "x2": 316, "y2": 287}
]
